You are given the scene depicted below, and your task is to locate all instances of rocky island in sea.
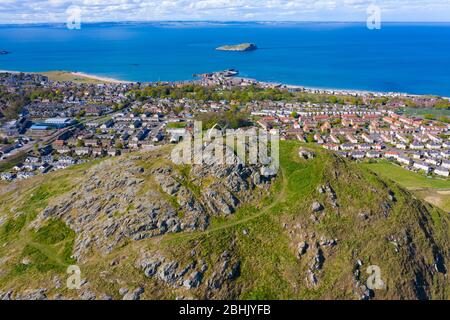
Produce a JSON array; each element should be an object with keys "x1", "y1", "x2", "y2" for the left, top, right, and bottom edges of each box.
[{"x1": 216, "y1": 43, "x2": 257, "y2": 52}]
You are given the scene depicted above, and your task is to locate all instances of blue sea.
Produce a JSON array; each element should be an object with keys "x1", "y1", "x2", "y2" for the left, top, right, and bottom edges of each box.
[{"x1": 1, "y1": 22, "x2": 450, "y2": 96}]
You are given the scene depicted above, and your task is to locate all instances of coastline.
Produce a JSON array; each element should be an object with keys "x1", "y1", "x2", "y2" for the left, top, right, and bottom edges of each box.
[
  {"x1": 70, "y1": 72, "x2": 132, "y2": 84},
  {"x1": 232, "y1": 76, "x2": 426, "y2": 98},
  {"x1": 1, "y1": 68, "x2": 449, "y2": 100},
  {"x1": 0, "y1": 69, "x2": 131, "y2": 84}
]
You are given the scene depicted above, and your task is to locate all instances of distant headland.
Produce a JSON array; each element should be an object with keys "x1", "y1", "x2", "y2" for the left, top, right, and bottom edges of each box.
[{"x1": 216, "y1": 43, "x2": 258, "y2": 52}]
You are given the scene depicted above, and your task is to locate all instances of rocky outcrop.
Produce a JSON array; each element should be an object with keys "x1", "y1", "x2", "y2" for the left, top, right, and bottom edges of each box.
[
  {"x1": 30, "y1": 143, "x2": 275, "y2": 262},
  {"x1": 0, "y1": 289, "x2": 47, "y2": 300},
  {"x1": 122, "y1": 287, "x2": 145, "y2": 300},
  {"x1": 216, "y1": 43, "x2": 257, "y2": 52},
  {"x1": 205, "y1": 251, "x2": 241, "y2": 299},
  {"x1": 311, "y1": 201, "x2": 324, "y2": 212},
  {"x1": 135, "y1": 249, "x2": 240, "y2": 299},
  {"x1": 299, "y1": 148, "x2": 316, "y2": 160}
]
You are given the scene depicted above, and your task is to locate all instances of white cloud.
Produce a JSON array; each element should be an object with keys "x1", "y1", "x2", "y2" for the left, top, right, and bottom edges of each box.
[{"x1": 0, "y1": 0, "x2": 449, "y2": 23}]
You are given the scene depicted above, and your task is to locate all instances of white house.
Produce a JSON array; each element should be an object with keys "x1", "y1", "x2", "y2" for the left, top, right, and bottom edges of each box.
[
  {"x1": 441, "y1": 160, "x2": 450, "y2": 169},
  {"x1": 351, "y1": 152, "x2": 365, "y2": 160},
  {"x1": 396, "y1": 143, "x2": 407, "y2": 150},
  {"x1": 435, "y1": 167, "x2": 449, "y2": 177},
  {"x1": 410, "y1": 142, "x2": 424, "y2": 150},
  {"x1": 426, "y1": 142, "x2": 441, "y2": 150},
  {"x1": 398, "y1": 155, "x2": 412, "y2": 166},
  {"x1": 425, "y1": 158, "x2": 439, "y2": 166},
  {"x1": 414, "y1": 161, "x2": 431, "y2": 173},
  {"x1": 366, "y1": 151, "x2": 380, "y2": 158},
  {"x1": 396, "y1": 133, "x2": 409, "y2": 144}
]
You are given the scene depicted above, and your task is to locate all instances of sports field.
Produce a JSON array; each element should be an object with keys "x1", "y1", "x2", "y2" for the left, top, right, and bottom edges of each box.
[{"x1": 361, "y1": 161, "x2": 450, "y2": 212}]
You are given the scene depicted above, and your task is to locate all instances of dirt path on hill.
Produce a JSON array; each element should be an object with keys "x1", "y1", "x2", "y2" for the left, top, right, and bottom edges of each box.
[{"x1": 163, "y1": 167, "x2": 287, "y2": 243}]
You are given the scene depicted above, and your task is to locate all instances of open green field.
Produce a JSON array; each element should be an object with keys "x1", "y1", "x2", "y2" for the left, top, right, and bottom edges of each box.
[
  {"x1": 0, "y1": 152, "x2": 27, "y2": 172},
  {"x1": 404, "y1": 107, "x2": 450, "y2": 118},
  {"x1": 361, "y1": 161, "x2": 450, "y2": 212},
  {"x1": 361, "y1": 161, "x2": 450, "y2": 189},
  {"x1": 166, "y1": 122, "x2": 188, "y2": 129}
]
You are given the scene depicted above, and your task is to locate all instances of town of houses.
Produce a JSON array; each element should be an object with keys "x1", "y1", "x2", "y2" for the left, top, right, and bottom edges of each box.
[
  {"x1": 1, "y1": 71, "x2": 450, "y2": 181},
  {"x1": 255, "y1": 106, "x2": 450, "y2": 178}
]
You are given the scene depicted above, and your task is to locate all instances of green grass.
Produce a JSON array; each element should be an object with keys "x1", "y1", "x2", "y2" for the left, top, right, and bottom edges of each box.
[
  {"x1": 160, "y1": 141, "x2": 449, "y2": 299},
  {"x1": 1, "y1": 217, "x2": 76, "y2": 287},
  {"x1": 361, "y1": 161, "x2": 450, "y2": 189},
  {"x1": 404, "y1": 107, "x2": 450, "y2": 118},
  {"x1": 0, "y1": 175, "x2": 75, "y2": 247},
  {"x1": 0, "y1": 141, "x2": 448, "y2": 300},
  {"x1": 1, "y1": 215, "x2": 27, "y2": 240},
  {"x1": 0, "y1": 152, "x2": 27, "y2": 172},
  {"x1": 0, "y1": 167, "x2": 85, "y2": 291},
  {"x1": 361, "y1": 160, "x2": 450, "y2": 212},
  {"x1": 166, "y1": 122, "x2": 187, "y2": 129},
  {"x1": 161, "y1": 143, "x2": 357, "y2": 298},
  {"x1": 34, "y1": 219, "x2": 75, "y2": 245}
]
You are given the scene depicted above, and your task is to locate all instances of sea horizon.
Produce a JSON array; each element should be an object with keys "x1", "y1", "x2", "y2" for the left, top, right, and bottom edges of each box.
[
  {"x1": 1, "y1": 21, "x2": 450, "y2": 97},
  {"x1": 2, "y1": 21, "x2": 450, "y2": 26}
]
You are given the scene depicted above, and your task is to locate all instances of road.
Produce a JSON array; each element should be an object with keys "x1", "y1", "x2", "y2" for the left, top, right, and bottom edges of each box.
[{"x1": 0, "y1": 112, "x2": 115, "y2": 167}]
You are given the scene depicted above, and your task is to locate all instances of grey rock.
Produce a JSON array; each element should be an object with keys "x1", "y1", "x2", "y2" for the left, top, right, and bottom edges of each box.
[
  {"x1": 297, "y1": 241, "x2": 309, "y2": 257},
  {"x1": 311, "y1": 202, "x2": 324, "y2": 212},
  {"x1": 158, "y1": 261, "x2": 179, "y2": 284},
  {"x1": 15, "y1": 288, "x2": 47, "y2": 300},
  {"x1": 80, "y1": 290, "x2": 96, "y2": 300},
  {"x1": 119, "y1": 288, "x2": 129, "y2": 296},
  {"x1": 183, "y1": 271, "x2": 203, "y2": 289},
  {"x1": 123, "y1": 287, "x2": 144, "y2": 300},
  {"x1": 306, "y1": 270, "x2": 318, "y2": 288},
  {"x1": 154, "y1": 174, "x2": 181, "y2": 196},
  {"x1": 358, "y1": 212, "x2": 369, "y2": 220},
  {"x1": 0, "y1": 291, "x2": 13, "y2": 300},
  {"x1": 299, "y1": 149, "x2": 316, "y2": 160},
  {"x1": 228, "y1": 261, "x2": 240, "y2": 280}
]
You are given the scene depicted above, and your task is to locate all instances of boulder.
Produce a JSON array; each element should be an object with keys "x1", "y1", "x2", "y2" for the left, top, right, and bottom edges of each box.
[
  {"x1": 297, "y1": 241, "x2": 309, "y2": 257},
  {"x1": 122, "y1": 287, "x2": 144, "y2": 300},
  {"x1": 183, "y1": 271, "x2": 203, "y2": 289},
  {"x1": 311, "y1": 202, "x2": 324, "y2": 212}
]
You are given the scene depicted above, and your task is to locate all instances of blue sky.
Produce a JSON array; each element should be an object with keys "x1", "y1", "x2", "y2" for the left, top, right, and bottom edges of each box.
[{"x1": 0, "y1": 0, "x2": 449, "y2": 24}]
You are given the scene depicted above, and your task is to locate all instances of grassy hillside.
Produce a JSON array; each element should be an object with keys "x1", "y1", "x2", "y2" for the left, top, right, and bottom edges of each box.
[{"x1": 0, "y1": 141, "x2": 448, "y2": 300}]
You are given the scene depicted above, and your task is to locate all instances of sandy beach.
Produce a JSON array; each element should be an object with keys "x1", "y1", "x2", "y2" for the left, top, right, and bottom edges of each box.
[
  {"x1": 0, "y1": 69, "x2": 132, "y2": 84},
  {"x1": 70, "y1": 72, "x2": 132, "y2": 84},
  {"x1": 0, "y1": 69, "x2": 448, "y2": 100}
]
